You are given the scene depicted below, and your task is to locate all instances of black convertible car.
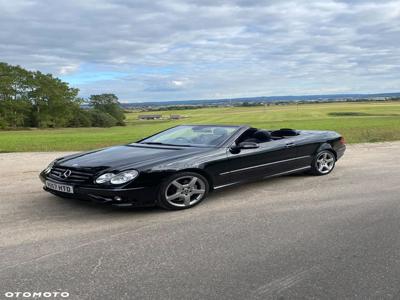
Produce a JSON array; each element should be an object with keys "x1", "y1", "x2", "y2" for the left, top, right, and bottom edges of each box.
[{"x1": 40, "y1": 125, "x2": 345, "y2": 210}]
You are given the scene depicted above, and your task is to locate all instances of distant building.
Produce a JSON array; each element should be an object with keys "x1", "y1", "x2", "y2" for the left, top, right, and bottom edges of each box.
[
  {"x1": 138, "y1": 114, "x2": 162, "y2": 120},
  {"x1": 370, "y1": 97, "x2": 387, "y2": 100},
  {"x1": 170, "y1": 114, "x2": 182, "y2": 120}
]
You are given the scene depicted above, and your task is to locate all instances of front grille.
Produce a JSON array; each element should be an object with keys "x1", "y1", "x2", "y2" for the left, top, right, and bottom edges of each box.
[{"x1": 48, "y1": 166, "x2": 96, "y2": 183}]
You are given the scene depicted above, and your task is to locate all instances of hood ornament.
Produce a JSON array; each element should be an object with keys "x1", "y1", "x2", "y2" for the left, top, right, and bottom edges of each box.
[{"x1": 62, "y1": 169, "x2": 72, "y2": 178}]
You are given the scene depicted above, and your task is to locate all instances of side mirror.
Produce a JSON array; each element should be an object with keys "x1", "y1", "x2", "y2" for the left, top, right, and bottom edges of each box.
[{"x1": 230, "y1": 142, "x2": 259, "y2": 153}]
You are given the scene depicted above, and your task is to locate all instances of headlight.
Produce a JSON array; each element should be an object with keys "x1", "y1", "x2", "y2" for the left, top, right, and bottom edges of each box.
[
  {"x1": 110, "y1": 170, "x2": 139, "y2": 184},
  {"x1": 95, "y1": 173, "x2": 115, "y2": 184},
  {"x1": 95, "y1": 170, "x2": 139, "y2": 185},
  {"x1": 44, "y1": 160, "x2": 56, "y2": 174}
]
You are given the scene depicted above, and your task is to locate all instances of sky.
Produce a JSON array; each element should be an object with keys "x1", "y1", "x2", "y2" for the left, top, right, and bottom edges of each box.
[{"x1": 1, "y1": 0, "x2": 400, "y2": 102}]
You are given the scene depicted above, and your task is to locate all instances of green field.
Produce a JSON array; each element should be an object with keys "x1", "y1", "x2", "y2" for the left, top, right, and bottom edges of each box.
[{"x1": 0, "y1": 101, "x2": 399, "y2": 152}]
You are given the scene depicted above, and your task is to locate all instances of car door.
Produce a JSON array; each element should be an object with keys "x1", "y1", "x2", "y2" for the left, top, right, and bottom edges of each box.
[
  {"x1": 214, "y1": 138, "x2": 298, "y2": 186},
  {"x1": 284, "y1": 133, "x2": 317, "y2": 166}
]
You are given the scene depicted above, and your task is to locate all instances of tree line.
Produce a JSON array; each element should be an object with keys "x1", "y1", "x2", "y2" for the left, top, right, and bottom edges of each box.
[{"x1": 0, "y1": 62, "x2": 125, "y2": 129}]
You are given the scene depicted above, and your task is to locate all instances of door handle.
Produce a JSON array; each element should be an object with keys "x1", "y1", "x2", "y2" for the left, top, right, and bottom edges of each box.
[{"x1": 285, "y1": 142, "x2": 296, "y2": 148}]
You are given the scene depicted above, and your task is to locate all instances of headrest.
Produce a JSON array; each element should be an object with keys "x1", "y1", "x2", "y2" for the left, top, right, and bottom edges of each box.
[
  {"x1": 272, "y1": 128, "x2": 297, "y2": 136},
  {"x1": 253, "y1": 130, "x2": 271, "y2": 142}
]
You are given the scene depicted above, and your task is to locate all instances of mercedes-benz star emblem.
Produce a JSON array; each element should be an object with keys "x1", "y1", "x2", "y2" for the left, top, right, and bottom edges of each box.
[{"x1": 62, "y1": 169, "x2": 72, "y2": 178}]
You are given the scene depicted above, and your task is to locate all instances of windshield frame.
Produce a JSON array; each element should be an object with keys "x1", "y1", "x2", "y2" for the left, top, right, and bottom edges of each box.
[{"x1": 135, "y1": 125, "x2": 244, "y2": 148}]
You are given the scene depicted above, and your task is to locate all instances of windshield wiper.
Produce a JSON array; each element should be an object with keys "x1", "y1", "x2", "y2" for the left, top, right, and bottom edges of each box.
[
  {"x1": 141, "y1": 142, "x2": 194, "y2": 147},
  {"x1": 141, "y1": 142, "x2": 166, "y2": 145}
]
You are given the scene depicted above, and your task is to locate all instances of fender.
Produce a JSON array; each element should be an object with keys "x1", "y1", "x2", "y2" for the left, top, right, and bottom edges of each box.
[{"x1": 315, "y1": 142, "x2": 336, "y2": 158}]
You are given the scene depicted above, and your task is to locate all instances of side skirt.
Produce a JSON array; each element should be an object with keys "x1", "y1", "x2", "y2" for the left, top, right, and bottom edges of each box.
[{"x1": 213, "y1": 166, "x2": 311, "y2": 190}]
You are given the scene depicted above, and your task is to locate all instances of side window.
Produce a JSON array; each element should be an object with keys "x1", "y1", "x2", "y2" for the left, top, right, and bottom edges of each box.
[{"x1": 235, "y1": 128, "x2": 258, "y2": 144}]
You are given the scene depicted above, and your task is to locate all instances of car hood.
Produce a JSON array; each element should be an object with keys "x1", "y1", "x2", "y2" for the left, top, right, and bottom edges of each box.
[{"x1": 57, "y1": 144, "x2": 210, "y2": 170}]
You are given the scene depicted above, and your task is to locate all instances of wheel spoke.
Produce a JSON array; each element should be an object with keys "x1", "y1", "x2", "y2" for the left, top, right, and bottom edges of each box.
[
  {"x1": 188, "y1": 177, "x2": 197, "y2": 188},
  {"x1": 166, "y1": 192, "x2": 181, "y2": 201},
  {"x1": 183, "y1": 195, "x2": 191, "y2": 206},
  {"x1": 192, "y1": 188, "x2": 205, "y2": 195},
  {"x1": 172, "y1": 180, "x2": 183, "y2": 189}
]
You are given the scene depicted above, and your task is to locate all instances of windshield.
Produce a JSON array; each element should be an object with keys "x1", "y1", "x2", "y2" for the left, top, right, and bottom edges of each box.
[{"x1": 139, "y1": 125, "x2": 239, "y2": 147}]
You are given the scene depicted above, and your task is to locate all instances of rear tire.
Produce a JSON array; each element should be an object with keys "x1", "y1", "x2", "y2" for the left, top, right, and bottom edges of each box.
[
  {"x1": 158, "y1": 172, "x2": 209, "y2": 210},
  {"x1": 310, "y1": 150, "x2": 336, "y2": 176}
]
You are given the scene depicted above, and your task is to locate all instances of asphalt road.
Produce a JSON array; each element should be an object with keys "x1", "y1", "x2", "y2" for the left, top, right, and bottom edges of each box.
[{"x1": 1, "y1": 142, "x2": 400, "y2": 300}]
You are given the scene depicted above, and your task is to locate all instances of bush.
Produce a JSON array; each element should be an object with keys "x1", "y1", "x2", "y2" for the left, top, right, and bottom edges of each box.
[
  {"x1": 328, "y1": 112, "x2": 370, "y2": 117},
  {"x1": 89, "y1": 93, "x2": 125, "y2": 126},
  {"x1": 0, "y1": 117, "x2": 7, "y2": 129},
  {"x1": 89, "y1": 110, "x2": 118, "y2": 127},
  {"x1": 68, "y1": 110, "x2": 93, "y2": 127}
]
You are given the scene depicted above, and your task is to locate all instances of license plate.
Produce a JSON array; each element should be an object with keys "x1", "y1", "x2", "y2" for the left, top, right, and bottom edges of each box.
[{"x1": 45, "y1": 180, "x2": 74, "y2": 194}]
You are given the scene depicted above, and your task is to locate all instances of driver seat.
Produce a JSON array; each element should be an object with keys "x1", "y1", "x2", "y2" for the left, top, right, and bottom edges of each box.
[{"x1": 244, "y1": 130, "x2": 272, "y2": 143}]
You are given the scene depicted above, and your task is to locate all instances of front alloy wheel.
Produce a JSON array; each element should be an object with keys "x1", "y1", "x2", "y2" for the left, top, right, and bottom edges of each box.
[{"x1": 159, "y1": 172, "x2": 209, "y2": 210}]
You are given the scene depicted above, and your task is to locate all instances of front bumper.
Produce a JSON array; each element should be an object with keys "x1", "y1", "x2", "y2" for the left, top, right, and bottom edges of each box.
[{"x1": 40, "y1": 175, "x2": 158, "y2": 207}]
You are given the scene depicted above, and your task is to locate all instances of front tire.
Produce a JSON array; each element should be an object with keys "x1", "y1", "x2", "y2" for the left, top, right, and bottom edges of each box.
[
  {"x1": 158, "y1": 172, "x2": 209, "y2": 210},
  {"x1": 310, "y1": 150, "x2": 336, "y2": 175}
]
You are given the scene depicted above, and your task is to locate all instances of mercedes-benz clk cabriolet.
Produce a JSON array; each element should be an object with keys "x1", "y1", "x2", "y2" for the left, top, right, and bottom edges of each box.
[{"x1": 40, "y1": 125, "x2": 346, "y2": 210}]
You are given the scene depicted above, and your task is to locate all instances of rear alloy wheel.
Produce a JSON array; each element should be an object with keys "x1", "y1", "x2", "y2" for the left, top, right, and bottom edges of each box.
[
  {"x1": 159, "y1": 172, "x2": 209, "y2": 210},
  {"x1": 311, "y1": 150, "x2": 336, "y2": 175}
]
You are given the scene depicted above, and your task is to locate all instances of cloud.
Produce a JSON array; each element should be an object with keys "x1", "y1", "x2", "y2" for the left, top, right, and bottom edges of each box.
[
  {"x1": 1, "y1": 0, "x2": 400, "y2": 101},
  {"x1": 172, "y1": 80, "x2": 184, "y2": 87},
  {"x1": 59, "y1": 64, "x2": 79, "y2": 75}
]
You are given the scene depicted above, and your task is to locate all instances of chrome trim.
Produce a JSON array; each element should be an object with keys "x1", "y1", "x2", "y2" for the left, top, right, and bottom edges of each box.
[
  {"x1": 213, "y1": 181, "x2": 242, "y2": 190},
  {"x1": 219, "y1": 155, "x2": 311, "y2": 175},
  {"x1": 261, "y1": 166, "x2": 311, "y2": 179},
  {"x1": 214, "y1": 166, "x2": 311, "y2": 189}
]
